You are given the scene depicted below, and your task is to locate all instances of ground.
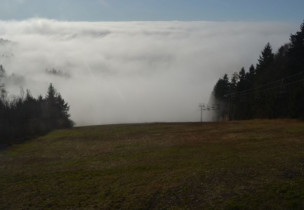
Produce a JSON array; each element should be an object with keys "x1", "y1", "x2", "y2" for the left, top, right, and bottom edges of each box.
[{"x1": 1, "y1": 120, "x2": 304, "y2": 209}]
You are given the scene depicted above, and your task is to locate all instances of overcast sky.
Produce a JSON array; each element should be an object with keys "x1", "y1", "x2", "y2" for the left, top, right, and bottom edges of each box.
[{"x1": 1, "y1": 0, "x2": 304, "y2": 22}]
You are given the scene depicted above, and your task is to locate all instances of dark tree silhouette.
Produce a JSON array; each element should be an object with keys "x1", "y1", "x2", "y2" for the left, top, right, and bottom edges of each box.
[
  {"x1": 0, "y1": 81, "x2": 73, "y2": 145},
  {"x1": 256, "y1": 43, "x2": 274, "y2": 74},
  {"x1": 288, "y1": 22, "x2": 304, "y2": 74},
  {"x1": 212, "y1": 21, "x2": 304, "y2": 121},
  {"x1": 0, "y1": 65, "x2": 6, "y2": 100}
]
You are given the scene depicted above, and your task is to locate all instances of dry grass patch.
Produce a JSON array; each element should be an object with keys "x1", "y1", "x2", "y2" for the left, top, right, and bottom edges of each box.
[{"x1": 0, "y1": 120, "x2": 304, "y2": 209}]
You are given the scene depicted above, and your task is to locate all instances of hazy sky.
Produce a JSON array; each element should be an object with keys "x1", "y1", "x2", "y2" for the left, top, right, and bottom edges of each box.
[{"x1": 1, "y1": 0, "x2": 304, "y2": 22}]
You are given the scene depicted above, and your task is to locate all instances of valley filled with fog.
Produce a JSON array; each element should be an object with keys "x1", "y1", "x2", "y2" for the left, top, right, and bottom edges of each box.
[{"x1": 0, "y1": 19, "x2": 297, "y2": 125}]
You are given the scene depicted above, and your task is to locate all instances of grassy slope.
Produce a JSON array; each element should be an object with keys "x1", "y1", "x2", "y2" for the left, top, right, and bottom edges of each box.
[{"x1": 0, "y1": 120, "x2": 304, "y2": 209}]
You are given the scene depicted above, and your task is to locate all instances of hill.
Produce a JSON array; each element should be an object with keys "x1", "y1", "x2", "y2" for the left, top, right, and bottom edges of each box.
[{"x1": 1, "y1": 120, "x2": 304, "y2": 209}]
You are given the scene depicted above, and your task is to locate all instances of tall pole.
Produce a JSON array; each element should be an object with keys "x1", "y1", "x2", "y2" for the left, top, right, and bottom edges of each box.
[
  {"x1": 201, "y1": 106, "x2": 203, "y2": 122},
  {"x1": 199, "y1": 103, "x2": 220, "y2": 122},
  {"x1": 199, "y1": 104, "x2": 205, "y2": 123}
]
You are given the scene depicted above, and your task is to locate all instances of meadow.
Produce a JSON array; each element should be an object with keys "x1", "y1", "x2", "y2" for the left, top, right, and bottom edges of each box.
[{"x1": 1, "y1": 120, "x2": 304, "y2": 209}]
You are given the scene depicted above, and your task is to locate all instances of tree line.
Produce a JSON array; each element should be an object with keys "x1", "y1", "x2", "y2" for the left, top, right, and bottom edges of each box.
[
  {"x1": 213, "y1": 21, "x2": 304, "y2": 121},
  {"x1": 0, "y1": 66, "x2": 73, "y2": 145}
]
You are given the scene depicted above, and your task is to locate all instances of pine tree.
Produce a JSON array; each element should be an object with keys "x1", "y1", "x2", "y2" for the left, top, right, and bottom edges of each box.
[
  {"x1": 288, "y1": 21, "x2": 304, "y2": 74},
  {"x1": 287, "y1": 22, "x2": 304, "y2": 119},
  {"x1": 213, "y1": 74, "x2": 230, "y2": 100},
  {"x1": 213, "y1": 74, "x2": 231, "y2": 120},
  {"x1": 256, "y1": 43, "x2": 274, "y2": 77},
  {"x1": 230, "y1": 72, "x2": 239, "y2": 92},
  {"x1": 0, "y1": 65, "x2": 7, "y2": 100},
  {"x1": 44, "y1": 84, "x2": 73, "y2": 129}
]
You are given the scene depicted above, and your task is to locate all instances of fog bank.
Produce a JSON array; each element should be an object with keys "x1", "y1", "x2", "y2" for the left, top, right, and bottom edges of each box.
[{"x1": 0, "y1": 19, "x2": 297, "y2": 125}]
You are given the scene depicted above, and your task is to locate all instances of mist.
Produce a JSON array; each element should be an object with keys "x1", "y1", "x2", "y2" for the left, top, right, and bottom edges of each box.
[{"x1": 0, "y1": 19, "x2": 297, "y2": 125}]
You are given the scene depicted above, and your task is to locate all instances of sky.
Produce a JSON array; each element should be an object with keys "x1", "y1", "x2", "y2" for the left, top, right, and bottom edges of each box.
[
  {"x1": 0, "y1": 1, "x2": 303, "y2": 125},
  {"x1": 1, "y1": 0, "x2": 304, "y2": 22}
]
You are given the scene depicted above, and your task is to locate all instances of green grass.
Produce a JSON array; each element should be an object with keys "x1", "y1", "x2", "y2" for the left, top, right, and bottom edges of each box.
[{"x1": 1, "y1": 120, "x2": 304, "y2": 209}]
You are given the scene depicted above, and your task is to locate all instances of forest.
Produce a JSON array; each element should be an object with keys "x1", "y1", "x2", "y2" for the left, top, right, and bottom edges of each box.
[
  {"x1": 0, "y1": 68, "x2": 73, "y2": 145},
  {"x1": 213, "y1": 22, "x2": 304, "y2": 121}
]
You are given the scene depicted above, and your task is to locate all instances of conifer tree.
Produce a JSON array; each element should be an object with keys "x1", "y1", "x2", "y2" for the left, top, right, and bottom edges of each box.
[
  {"x1": 288, "y1": 21, "x2": 304, "y2": 74},
  {"x1": 256, "y1": 43, "x2": 274, "y2": 85},
  {"x1": 0, "y1": 65, "x2": 6, "y2": 100}
]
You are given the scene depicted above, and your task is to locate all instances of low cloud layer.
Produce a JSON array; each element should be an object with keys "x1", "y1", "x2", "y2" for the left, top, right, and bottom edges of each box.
[{"x1": 0, "y1": 19, "x2": 297, "y2": 125}]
